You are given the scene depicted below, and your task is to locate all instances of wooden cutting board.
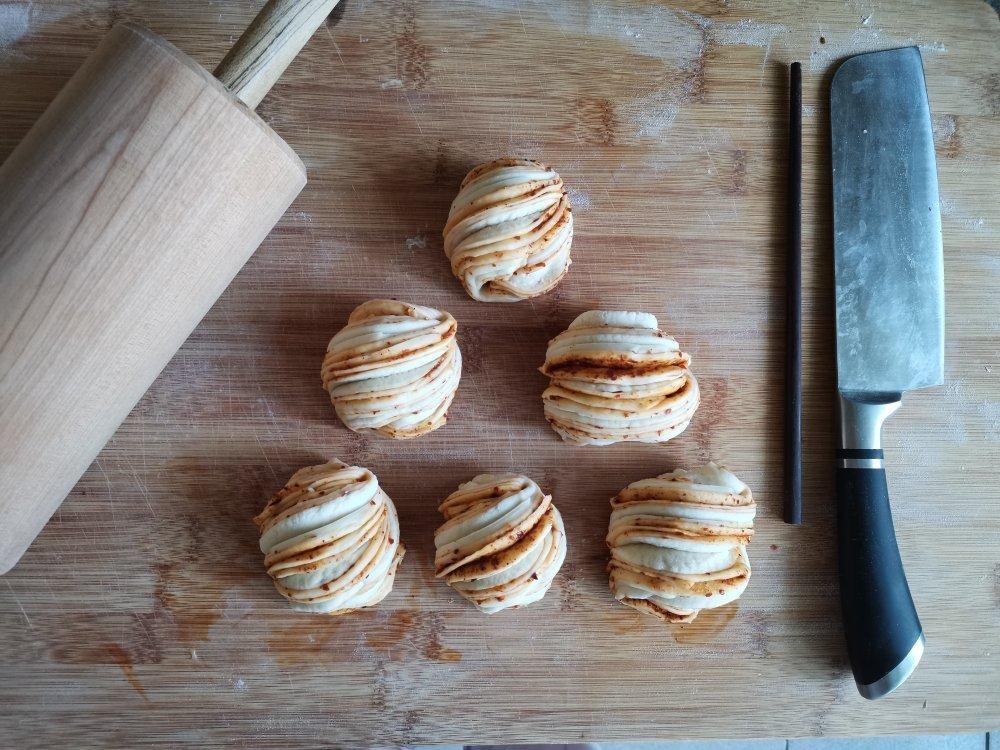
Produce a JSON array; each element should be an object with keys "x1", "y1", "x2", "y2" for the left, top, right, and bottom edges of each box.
[{"x1": 1, "y1": 1, "x2": 998, "y2": 746}]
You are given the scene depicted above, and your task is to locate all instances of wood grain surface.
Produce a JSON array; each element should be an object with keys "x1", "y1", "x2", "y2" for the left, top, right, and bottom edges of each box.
[{"x1": 1, "y1": 0, "x2": 998, "y2": 747}]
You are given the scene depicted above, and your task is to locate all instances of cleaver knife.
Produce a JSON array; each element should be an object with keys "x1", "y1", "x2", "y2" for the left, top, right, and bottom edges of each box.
[{"x1": 831, "y1": 47, "x2": 943, "y2": 699}]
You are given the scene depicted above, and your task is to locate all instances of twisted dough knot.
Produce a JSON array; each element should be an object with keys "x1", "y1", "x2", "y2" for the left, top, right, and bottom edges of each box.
[
  {"x1": 607, "y1": 463, "x2": 755, "y2": 623},
  {"x1": 540, "y1": 310, "x2": 699, "y2": 445},
  {"x1": 434, "y1": 474, "x2": 566, "y2": 613},
  {"x1": 253, "y1": 461, "x2": 404, "y2": 614},
  {"x1": 322, "y1": 299, "x2": 462, "y2": 439},
  {"x1": 443, "y1": 158, "x2": 573, "y2": 302}
]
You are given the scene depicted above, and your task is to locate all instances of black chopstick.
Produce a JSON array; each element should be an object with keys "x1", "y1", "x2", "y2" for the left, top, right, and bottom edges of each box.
[{"x1": 784, "y1": 62, "x2": 803, "y2": 525}]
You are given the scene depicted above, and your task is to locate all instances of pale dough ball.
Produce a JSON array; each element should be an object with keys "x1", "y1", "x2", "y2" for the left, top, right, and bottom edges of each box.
[
  {"x1": 607, "y1": 463, "x2": 756, "y2": 623},
  {"x1": 540, "y1": 310, "x2": 699, "y2": 445},
  {"x1": 434, "y1": 474, "x2": 566, "y2": 613},
  {"x1": 253, "y1": 460, "x2": 405, "y2": 614},
  {"x1": 322, "y1": 299, "x2": 462, "y2": 439},
  {"x1": 443, "y1": 158, "x2": 573, "y2": 302}
]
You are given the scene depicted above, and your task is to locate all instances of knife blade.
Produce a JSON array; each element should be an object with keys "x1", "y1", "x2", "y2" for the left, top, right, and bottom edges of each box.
[{"x1": 831, "y1": 46, "x2": 944, "y2": 699}]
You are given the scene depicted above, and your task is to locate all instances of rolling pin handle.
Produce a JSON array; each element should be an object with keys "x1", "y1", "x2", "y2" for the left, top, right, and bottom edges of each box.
[{"x1": 214, "y1": 0, "x2": 343, "y2": 109}]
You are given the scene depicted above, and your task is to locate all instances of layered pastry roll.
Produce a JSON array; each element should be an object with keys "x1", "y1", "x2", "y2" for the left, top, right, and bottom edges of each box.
[
  {"x1": 443, "y1": 158, "x2": 573, "y2": 302},
  {"x1": 254, "y1": 461, "x2": 404, "y2": 614},
  {"x1": 541, "y1": 310, "x2": 698, "y2": 445},
  {"x1": 434, "y1": 474, "x2": 566, "y2": 613},
  {"x1": 607, "y1": 463, "x2": 755, "y2": 622},
  {"x1": 322, "y1": 299, "x2": 462, "y2": 439}
]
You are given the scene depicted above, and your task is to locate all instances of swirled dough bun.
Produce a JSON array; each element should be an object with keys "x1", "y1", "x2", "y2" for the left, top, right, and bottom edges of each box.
[
  {"x1": 540, "y1": 310, "x2": 699, "y2": 445},
  {"x1": 434, "y1": 474, "x2": 566, "y2": 613},
  {"x1": 253, "y1": 461, "x2": 404, "y2": 614},
  {"x1": 322, "y1": 300, "x2": 462, "y2": 439},
  {"x1": 607, "y1": 463, "x2": 755, "y2": 623},
  {"x1": 443, "y1": 158, "x2": 573, "y2": 302}
]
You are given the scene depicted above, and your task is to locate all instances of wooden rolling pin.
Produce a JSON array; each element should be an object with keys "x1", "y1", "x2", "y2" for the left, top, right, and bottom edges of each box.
[{"x1": 0, "y1": 0, "x2": 341, "y2": 573}]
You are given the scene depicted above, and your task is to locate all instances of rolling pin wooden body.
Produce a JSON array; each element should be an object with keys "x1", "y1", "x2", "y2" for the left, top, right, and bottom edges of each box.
[{"x1": 0, "y1": 23, "x2": 306, "y2": 573}]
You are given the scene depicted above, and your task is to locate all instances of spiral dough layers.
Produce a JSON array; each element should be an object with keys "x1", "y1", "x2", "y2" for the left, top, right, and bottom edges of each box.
[
  {"x1": 434, "y1": 474, "x2": 566, "y2": 613},
  {"x1": 322, "y1": 299, "x2": 462, "y2": 439},
  {"x1": 540, "y1": 310, "x2": 699, "y2": 445},
  {"x1": 443, "y1": 158, "x2": 573, "y2": 302},
  {"x1": 253, "y1": 461, "x2": 405, "y2": 614},
  {"x1": 607, "y1": 463, "x2": 755, "y2": 623}
]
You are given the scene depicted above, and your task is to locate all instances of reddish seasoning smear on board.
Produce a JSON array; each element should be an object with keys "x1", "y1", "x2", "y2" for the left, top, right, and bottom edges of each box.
[{"x1": 105, "y1": 644, "x2": 149, "y2": 702}]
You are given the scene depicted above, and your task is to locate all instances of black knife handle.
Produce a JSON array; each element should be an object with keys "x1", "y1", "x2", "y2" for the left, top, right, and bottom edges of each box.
[{"x1": 837, "y1": 450, "x2": 924, "y2": 698}]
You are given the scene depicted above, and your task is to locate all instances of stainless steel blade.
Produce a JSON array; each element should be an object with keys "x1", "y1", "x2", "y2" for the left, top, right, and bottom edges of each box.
[{"x1": 832, "y1": 47, "x2": 944, "y2": 396}]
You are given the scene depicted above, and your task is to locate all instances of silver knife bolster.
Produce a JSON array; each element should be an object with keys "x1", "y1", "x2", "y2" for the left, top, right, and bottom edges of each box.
[{"x1": 838, "y1": 393, "x2": 901, "y2": 468}]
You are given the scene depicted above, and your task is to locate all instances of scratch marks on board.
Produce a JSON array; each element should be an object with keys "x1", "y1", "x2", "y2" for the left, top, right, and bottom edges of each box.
[
  {"x1": 477, "y1": 0, "x2": 956, "y2": 152},
  {"x1": 710, "y1": 18, "x2": 788, "y2": 48},
  {"x1": 609, "y1": 7, "x2": 708, "y2": 142},
  {"x1": 579, "y1": 8, "x2": 790, "y2": 142},
  {"x1": 373, "y1": 3, "x2": 434, "y2": 136},
  {"x1": 591, "y1": 4, "x2": 708, "y2": 65},
  {"x1": 710, "y1": 18, "x2": 788, "y2": 79},
  {"x1": 808, "y1": 22, "x2": 947, "y2": 73},
  {"x1": 515, "y1": 0, "x2": 528, "y2": 37},
  {"x1": 621, "y1": 90, "x2": 683, "y2": 141},
  {"x1": 320, "y1": 13, "x2": 350, "y2": 74},
  {"x1": 3, "y1": 579, "x2": 33, "y2": 629}
]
